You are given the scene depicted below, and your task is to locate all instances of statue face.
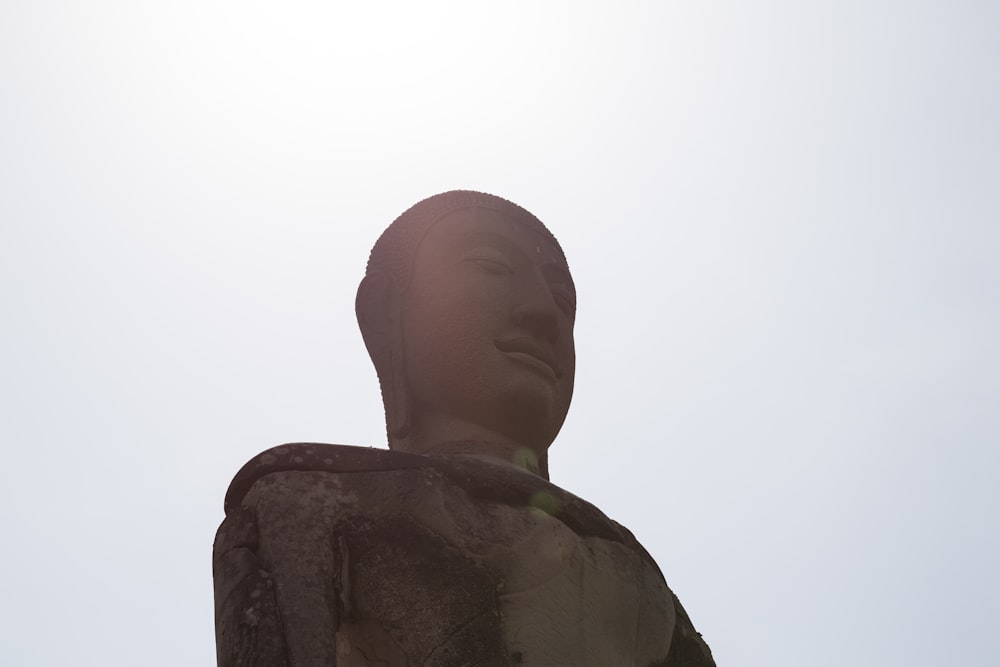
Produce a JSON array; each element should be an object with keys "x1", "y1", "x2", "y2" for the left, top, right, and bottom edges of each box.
[{"x1": 401, "y1": 207, "x2": 576, "y2": 452}]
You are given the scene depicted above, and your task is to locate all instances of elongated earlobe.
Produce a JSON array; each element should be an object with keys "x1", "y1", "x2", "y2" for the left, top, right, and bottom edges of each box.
[
  {"x1": 387, "y1": 343, "x2": 411, "y2": 443},
  {"x1": 356, "y1": 272, "x2": 410, "y2": 448}
]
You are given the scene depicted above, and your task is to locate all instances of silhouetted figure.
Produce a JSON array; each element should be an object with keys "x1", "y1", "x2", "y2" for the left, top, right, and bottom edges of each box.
[{"x1": 213, "y1": 191, "x2": 715, "y2": 666}]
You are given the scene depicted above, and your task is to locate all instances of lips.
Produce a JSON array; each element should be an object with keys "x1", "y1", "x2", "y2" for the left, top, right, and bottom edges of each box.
[{"x1": 494, "y1": 337, "x2": 562, "y2": 379}]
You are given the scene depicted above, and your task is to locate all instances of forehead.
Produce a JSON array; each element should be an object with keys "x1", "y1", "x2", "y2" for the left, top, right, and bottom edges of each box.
[{"x1": 417, "y1": 207, "x2": 571, "y2": 272}]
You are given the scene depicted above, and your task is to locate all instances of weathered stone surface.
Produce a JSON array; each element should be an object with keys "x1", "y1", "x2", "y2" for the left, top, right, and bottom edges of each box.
[
  {"x1": 215, "y1": 443, "x2": 714, "y2": 666},
  {"x1": 213, "y1": 507, "x2": 289, "y2": 667}
]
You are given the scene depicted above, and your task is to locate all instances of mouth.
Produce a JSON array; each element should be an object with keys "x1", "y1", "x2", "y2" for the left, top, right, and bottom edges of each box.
[{"x1": 494, "y1": 338, "x2": 561, "y2": 379}]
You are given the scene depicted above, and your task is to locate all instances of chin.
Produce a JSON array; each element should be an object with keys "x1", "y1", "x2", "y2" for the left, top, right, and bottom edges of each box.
[{"x1": 492, "y1": 385, "x2": 569, "y2": 449}]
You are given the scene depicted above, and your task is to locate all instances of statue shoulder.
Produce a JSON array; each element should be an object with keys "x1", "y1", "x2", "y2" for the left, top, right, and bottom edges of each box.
[
  {"x1": 665, "y1": 592, "x2": 717, "y2": 666},
  {"x1": 223, "y1": 443, "x2": 428, "y2": 514}
]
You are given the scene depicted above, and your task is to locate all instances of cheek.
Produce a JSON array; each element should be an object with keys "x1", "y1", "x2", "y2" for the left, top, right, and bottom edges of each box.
[
  {"x1": 407, "y1": 303, "x2": 472, "y2": 347},
  {"x1": 402, "y1": 290, "x2": 506, "y2": 387},
  {"x1": 410, "y1": 282, "x2": 508, "y2": 339}
]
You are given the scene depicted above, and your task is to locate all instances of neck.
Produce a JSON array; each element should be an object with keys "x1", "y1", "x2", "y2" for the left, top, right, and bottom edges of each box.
[{"x1": 398, "y1": 414, "x2": 550, "y2": 479}]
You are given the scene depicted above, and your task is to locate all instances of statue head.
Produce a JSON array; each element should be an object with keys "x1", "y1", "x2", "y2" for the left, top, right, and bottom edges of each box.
[{"x1": 356, "y1": 191, "x2": 576, "y2": 478}]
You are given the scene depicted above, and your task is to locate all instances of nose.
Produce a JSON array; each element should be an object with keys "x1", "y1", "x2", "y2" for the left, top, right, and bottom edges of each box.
[{"x1": 511, "y1": 277, "x2": 560, "y2": 343}]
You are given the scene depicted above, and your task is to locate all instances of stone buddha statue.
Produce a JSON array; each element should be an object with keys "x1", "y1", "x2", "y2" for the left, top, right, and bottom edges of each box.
[{"x1": 213, "y1": 191, "x2": 715, "y2": 666}]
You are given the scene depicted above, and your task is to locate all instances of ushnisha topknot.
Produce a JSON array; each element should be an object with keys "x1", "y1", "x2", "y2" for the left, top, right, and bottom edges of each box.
[{"x1": 364, "y1": 190, "x2": 567, "y2": 292}]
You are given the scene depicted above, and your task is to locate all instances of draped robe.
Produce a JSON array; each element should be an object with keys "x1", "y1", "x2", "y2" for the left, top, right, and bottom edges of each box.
[{"x1": 214, "y1": 443, "x2": 715, "y2": 667}]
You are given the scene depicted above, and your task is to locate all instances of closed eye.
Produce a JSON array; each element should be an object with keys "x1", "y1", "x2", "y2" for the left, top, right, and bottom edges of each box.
[{"x1": 463, "y1": 247, "x2": 513, "y2": 275}]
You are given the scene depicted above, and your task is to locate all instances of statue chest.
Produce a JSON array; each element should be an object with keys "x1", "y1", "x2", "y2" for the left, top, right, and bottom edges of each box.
[{"x1": 246, "y1": 467, "x2": 675, "y2": 666}]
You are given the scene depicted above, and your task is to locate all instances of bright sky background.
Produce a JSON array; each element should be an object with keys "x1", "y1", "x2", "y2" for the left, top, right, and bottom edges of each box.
[{"x1": 2, "y1": 2, "x2": 998, "y2": 665}]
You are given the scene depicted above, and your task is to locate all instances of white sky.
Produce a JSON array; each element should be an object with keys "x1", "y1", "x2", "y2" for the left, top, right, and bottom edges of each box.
[{"x1": 2, "y1": 1, "x2": 998, "y2": 665}]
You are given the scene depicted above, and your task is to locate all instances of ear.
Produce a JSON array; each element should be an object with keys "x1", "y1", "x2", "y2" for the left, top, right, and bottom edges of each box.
[
  {"x1": 356, "y1": 271, "x2": 411, "y2": 446},
  {"x1": 356, "y1": 271, "x2": 396, "y2": 343}
]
